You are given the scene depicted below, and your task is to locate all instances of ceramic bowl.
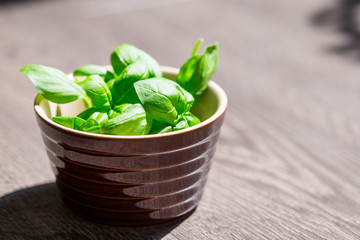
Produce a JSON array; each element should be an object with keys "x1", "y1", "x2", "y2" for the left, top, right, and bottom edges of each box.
[{"x1": 33, "y1": 66, "x2": 227, "y2": 227}]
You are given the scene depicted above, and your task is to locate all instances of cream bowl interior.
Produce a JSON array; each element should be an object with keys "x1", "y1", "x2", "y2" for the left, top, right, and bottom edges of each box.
[{"x1": 34, "y1": 66, "x2": 227, "y2": 138}]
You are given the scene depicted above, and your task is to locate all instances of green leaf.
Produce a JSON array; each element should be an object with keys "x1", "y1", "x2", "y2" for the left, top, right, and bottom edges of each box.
[
  {"x1": 134, "y1": 78, "x2": 190, "y2": 125},
  {"x1": 108, "y1": 110, "x2": 120, "y2": 119},
  {"x1": 77, "y1": 75, "x2": 112, "y2": 110},
  {"x1": 144, "y1": 113, "x2": 153, "y2": 134},
  {"x1": 80, "y1": 119, "x2": 101, "y2": 133},
  {"x1": 158, "y1": 126, "x2": 172, "y2": 134},
  {"x1": 20, "y1": 65, "x2": 86, "y2": 104},
  {"x1": 111, "y1": 59, "x2": 149, "y2": 106},
  {"x1": 80, "y1": 112, "x2": 109, "y2": 133},
  {"x1": 73, "y1": 65, "x2": 107, "y2": 77},
  {"x1": 88, "y1": 112, "x2": 109, "y2": 125},
  {"x1": 177, "y1": 41, "x2": 218, "y2": 99},
  {"x1": 149, "y1": 120, "x2": 172, "y2": 134},
  {"x1": 104, "y1": 70, "x2": 115, "y2": 83},
  {"x1": 110, "y1": 43, "x2": 162, "y2": 78},
  {"x1": 173, "y1": 117, "x2": 189, "y2": 131},
  {"x1": 77, "y1": 107, "x2": 97, "y2": 120},
  {"x1": 113, "y1": 103, "x2": 133, "y2": 113},
  {"x1": 101, "y1": 104, "x2": 150, "y2": 135},
  {"x1": 176, "y1": 55, "x2": 201, "y2": 91},
  {"x1": 184, "y1": 112, "x2": 201, "y2": 126},
  {"x1": 106, "y1": 78, "x2": 115, "y2": 90},
  {"x1": 52, "y1": 116, "x2": 86, "y2": 130},
  {"x1": 181, "y1": 88, "x2": 194, "y2": 112}
]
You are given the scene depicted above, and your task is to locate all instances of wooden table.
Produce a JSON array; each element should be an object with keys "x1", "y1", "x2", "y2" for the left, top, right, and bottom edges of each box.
[{"x1": 1, "y1": 0, "x2": 360, "y2": 239}]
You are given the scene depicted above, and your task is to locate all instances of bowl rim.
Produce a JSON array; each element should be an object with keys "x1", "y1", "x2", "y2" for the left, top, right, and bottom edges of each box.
[{"x1": 34, "y1": 66, "x2": 227, "y2": 139}]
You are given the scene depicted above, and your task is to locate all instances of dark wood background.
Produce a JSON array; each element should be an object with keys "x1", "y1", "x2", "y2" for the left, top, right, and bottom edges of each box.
[{"x1": 1, "y1": 0, "x2": 360, "y2": 239}]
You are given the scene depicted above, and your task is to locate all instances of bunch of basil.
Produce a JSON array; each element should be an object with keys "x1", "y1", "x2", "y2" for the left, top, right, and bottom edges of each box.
[{"x1": 20, "y1": 39, "x2": 218, "y2": 135}]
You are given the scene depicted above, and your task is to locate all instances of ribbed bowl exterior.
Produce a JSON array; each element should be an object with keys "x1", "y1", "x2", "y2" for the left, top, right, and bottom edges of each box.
[{"x1": 35, "y1": 107, "x2": 225, "y2": 227}]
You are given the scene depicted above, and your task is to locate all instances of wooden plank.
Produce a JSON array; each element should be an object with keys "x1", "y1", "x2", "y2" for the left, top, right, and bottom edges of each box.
[{"x1": 1, "y1": 0, "x2": 360, "y2": 239}]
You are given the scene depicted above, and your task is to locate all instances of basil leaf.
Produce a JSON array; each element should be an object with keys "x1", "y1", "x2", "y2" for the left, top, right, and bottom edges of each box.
[
  {"x1": 110, "y1": 43, "x2": 162, "y2": 77},
  {"x1": 177, "y1": 41, "x2": 218, "y2": 99},
  {"x1": 80, "y1": 119, "x2": 101, "y2": 133},
  {"x1": 104, "y1": 70, "x2": 115, "y2": 83},
  {"x1": 80, "y1": 112, "x2": 108, "y2": 133},
  {"x1": 113, "y1": 103, "x2": 133, "y2": 113},
  {"x1": 106, "y1": 78, "x2": 115, "y2": 90},
  {"x1": 52, "y1": 116, "x2": 86, "y2": 130},
  {"x1": 77, "y1": 75, "x2": 112, "y2": 110},
  {"x1": 20, "y1": 65, "x2": 86, "y2": 104},
  {"x1": 150, "y1": 125, "x2": 172, "y2": 134},
  {"x1": 184, "y1": 112, "x2": 200, "y2": 126},
  {"x1": 134, "y1": 78, "x2": 189, "y2": 125},
  {"x1": 173, "y1": 117, "x2": 189, "y2": 131},
  {"x1": 88, "y1": 112, "x2": 108, "y2": 125},
  {"x1": 144, "y1": 113, "x2": 153, "y2": 135},
  {"x1": 73, "y1": 65, "x2": 107, "y2": 77},
  {"x1": 101, "y1": 104, "x2": 150, "y2": 135},
  {"x1": 158, "y1": 126, "x2": 172, "y2": 134},
  {"x1": 108, "y1": 110, "x2": 120, "y2": 119},
  {"x1": 111, "y1": 60, "x2": 149, "y2": 106},
  {"x1": 181, "y1": 88, "x2": 194, "y2": 112},
  {"x1": 77, "y1": 107, "x2": 97, "y2": 120},
  {"x1": 149, "y1": 120, "x2": 172, "y2": 134}
]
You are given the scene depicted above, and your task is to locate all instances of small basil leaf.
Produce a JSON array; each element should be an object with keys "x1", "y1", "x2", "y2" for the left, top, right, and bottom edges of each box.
[
  {"x1": 20, "y1": 65, "x2": 86, "y2": 104},
  {"x1": 111, "y1": 60, "x2": 149, "y2": 106},
  {"x1": 144, "y1": 113, "x2": 153, "y2": 135},
  {"x1": 77, "y1": 107, "x2": 97, "y2": 120},
  {"x1": 134, "y1": 78, "x2": 189, "y2": 125},
  {"x1": 151, "y1": 125, "x2": 172, "y2": 134},
  {"x1": 149, "y1": 120, "x2": 172, "y2": 134},
  {"x1": 110, "y1": 43, "x2": 162, "y2": 77},
  {"x1": 101, "y1": 104, "x2": 149, "y2": 135},
  {"x1": 177, "y1": 41, "x2": 218, "y2": 99},
  {"x1": 144, "y1": 53, "x2": 162, "y2": 78},
  {"x1": 80, "y1": 112, "x2": 108, "y2": 133},
  {"x1": 88, "y1": 112, "x2": 108, "y2": 126},
  {"x1": 104, "y1": 70, "x2": 115, "y2": 83},
  {"x1": 176, "y1": 55, "x2": 201, "y2": 92},
  {"x1": 106, "y1": 78, "x2": 115, "y2": 90},
  {"x1": 77, "y1": 75, "x2": 112, "y2": 110},
  {"x1": 52, "y1": 116, "x2": 86, "y2": 130},
  {"x1": 173, "y1": 117, "x2": 189, "y2": 131},
  {"x1": 73, "y1": 65, "x2": 107, "y2": 77},
  {"x1": 113, "y1": 103, "x2": 133, "y2": 113},
  {"x1": 184, "y1": 112, "x2": 200, "y2": 126},
  {"x1": 180, "y1": 88, "x2": 194, "y2": 112},
  {"x1": 108, "y1": 110, "x2": 121, "y2": 119},
  {"x1": 80, "y1": 119, "x2": 101, "y2": 133}
]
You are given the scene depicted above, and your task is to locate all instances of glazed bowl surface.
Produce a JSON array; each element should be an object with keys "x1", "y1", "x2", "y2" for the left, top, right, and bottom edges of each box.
[{"x1": 34, "y1": 66, "x2": 227, "y2": 226}]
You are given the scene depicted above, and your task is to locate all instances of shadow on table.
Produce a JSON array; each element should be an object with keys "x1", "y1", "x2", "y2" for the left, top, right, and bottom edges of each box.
[
  {"x1": 311, "y1": 0, "x2": 360, "y2": 60},
  {"x1": 0, "y1": 0, "x2": 47, "y2": 7},
  {"x1": 0, "y1": 183, "x2": 183, "y2": 240}
]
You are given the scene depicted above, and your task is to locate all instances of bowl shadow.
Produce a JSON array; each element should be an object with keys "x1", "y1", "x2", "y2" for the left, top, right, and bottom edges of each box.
[{"x1": 0, "y1": 183, "x2": 187, "y2": 240}]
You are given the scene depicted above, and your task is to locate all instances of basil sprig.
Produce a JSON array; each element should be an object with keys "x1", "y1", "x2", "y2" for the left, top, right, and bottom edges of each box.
[
  {"x1": 21, "y1": 39, "x2": 219, "y2": 135},
  {"x1": 177, "y1": 39, "x2": 219, "y2": 100}
]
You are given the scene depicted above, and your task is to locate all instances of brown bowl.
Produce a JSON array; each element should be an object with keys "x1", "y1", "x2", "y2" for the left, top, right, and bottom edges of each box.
[{"x1": 33, "y1": 66, "x2": 227, "y2": 227}]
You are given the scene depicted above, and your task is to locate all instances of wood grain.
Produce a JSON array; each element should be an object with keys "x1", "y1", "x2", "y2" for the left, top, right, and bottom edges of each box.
[{"x1": 1, "y1": 0, "x2": 360, "y2": 239}]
